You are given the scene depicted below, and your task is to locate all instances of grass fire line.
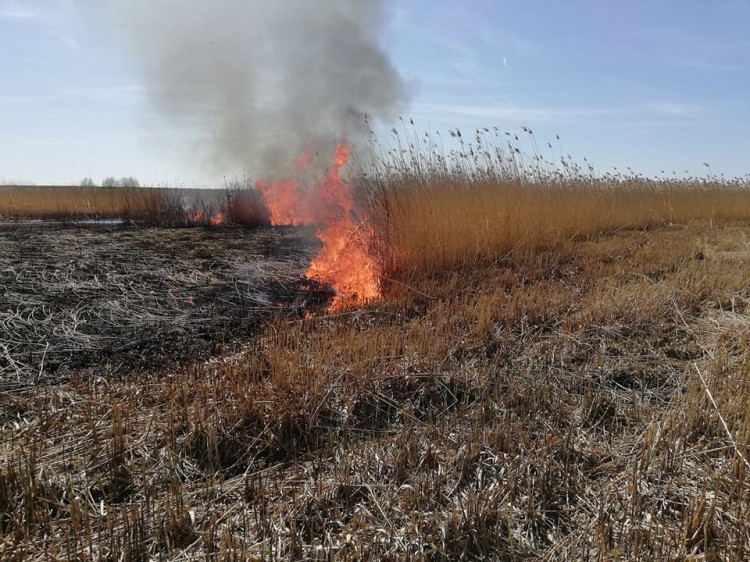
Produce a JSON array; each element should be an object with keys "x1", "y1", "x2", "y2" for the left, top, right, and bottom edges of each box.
[{"x1": 256, "y1": 143, "x2": 381, "y2": 312}]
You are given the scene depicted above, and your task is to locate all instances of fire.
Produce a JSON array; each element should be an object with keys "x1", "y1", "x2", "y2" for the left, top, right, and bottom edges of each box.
[
  {"x1": 307, "y1": 209, "x2": 380, "y2": 312},
  {"x1": 188, "y1": 210, "x2": 226, "y2": 226},
  {"x1": 255, "y1": 179, "x2": 314, "y2": 226},
  {"x1": 256, "y1": 143, "x2": 381, "y2": 311},
  {"x1": 188, "y1": 210, "x2": 206, "y2": 223}
]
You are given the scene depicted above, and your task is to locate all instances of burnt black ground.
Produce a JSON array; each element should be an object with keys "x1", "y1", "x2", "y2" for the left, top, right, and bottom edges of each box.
[{"x1": 0, "y1": 223, "x2": 323, "y2": 387}]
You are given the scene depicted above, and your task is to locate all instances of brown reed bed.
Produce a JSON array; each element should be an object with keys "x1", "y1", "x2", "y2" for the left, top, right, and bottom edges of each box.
[
  {"x1": 0, "y1": 184, "x2": 270, "y2": 227},
  {"x1": 360, "y1": 126, "x2": 750, "y2": 282},
  {"x1": 0, "y1": 185, "x2": 181, "y2": 223}
]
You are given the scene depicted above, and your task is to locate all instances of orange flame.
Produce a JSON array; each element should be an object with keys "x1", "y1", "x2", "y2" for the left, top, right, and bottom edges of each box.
[
  {"x1": 256, "y1": 143, "x2": 380, "y2": 311},
  {"x1": 255, "y1": 179, "x2": 314, "y2": 226},
  {"x1": 188, "y1": 210, "x2": 205, "y2": 223},
  {"x1": 188, "y1": 210, "x2": 226, "y2": 226}
]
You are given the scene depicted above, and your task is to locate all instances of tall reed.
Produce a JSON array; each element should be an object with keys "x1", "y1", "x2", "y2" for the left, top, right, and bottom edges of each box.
[{"x1": 358, "y1": 127, "x2": 750, "y2": 280}]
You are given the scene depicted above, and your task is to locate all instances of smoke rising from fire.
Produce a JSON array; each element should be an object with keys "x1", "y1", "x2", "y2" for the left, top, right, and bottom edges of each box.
[{"x1": 97, "y1": 0, "x2": 406, "y2": 178}]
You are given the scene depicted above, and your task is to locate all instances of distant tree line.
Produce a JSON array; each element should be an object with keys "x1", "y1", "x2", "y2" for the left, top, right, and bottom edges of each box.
[{"x1": 79, "y1": 177, "x2": 140, "y2": 188}]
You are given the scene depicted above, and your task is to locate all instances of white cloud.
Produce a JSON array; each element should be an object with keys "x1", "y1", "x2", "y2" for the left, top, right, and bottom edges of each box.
[
  {"x1": 65, "y1": 84, "x2": 146, "y2": 103},
  {"x1": 677, "y1": 59, "x2": 744, "y2": 73},
  {"x1": 0, "y1": 53, "x2": 77, "y2": 68},
  {"x1": 0, "y1": 84, "x2": 145, "y2": 107}
]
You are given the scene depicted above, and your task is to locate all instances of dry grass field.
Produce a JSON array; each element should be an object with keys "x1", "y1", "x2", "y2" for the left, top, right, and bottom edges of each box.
[
  {"x1": 373, "y1": 179, "x2": 750, "y2": 279},
  {"x1": 0, "y1": 185, "x2": 269, "y2": 227},
  {"x1": 2, "y1": 159, "x2": 750, "y2": 559},
  {"x1": 0, "y1": 185, "x2": 180, "y2": 222}
]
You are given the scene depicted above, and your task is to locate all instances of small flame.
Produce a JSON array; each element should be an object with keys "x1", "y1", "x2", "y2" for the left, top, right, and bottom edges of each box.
[
  {"x1": 188, "y1": 210, "x2": 205, "y2": 223},
  {"x1": 307, "y1": 213, "x2": 380, "y2": 312},
  {"x1": 256, "y1": 142, "x2": 380, "y2": 311},
  {"x1": 188, "y1": 210, "x2": 226, "y2": 226}
]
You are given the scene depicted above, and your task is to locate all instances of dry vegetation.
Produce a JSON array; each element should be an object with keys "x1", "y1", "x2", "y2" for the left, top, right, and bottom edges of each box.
[
  {"x1": 373, "y1": 180, "x2": 750, "y2": 280},
  {"x1": 0, "y1": 186, "x2": 181, "y2": 223},
  {"x1": 0, "y1": 185, "x2": 269, "y2": 227},
  {"x1": 365, "y1": 126, "x2": 750, "y2": 281},
  {"x1": 4, "y1": 218, "x2": 750, "y2": 560},
  {"x1": 3, "y1": 134, "x2": 750, "y2": 559}
]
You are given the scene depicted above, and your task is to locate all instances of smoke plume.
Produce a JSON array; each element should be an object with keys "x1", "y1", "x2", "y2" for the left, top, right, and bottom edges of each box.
[{"x1": 100, "y1": 0, "x2": 406, "y2": 179}]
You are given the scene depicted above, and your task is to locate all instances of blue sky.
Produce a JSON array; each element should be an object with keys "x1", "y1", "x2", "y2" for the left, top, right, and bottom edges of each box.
[{"x1": 1, "y1": 0, "x2": 748, "y2": 185}]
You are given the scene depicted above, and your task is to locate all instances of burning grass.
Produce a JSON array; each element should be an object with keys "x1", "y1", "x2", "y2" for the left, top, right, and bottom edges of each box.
[{"x1": 256, "y1": 143, "x2": 381, "y2": 311}]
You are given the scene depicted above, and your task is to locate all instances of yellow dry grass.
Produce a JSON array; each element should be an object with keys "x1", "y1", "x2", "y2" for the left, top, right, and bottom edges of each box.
[
  {"x1": 0, "y1": 185, "x2": 174, "y2": 220},
  {"x1": 372, "y1": 179, "x2": 750, "y2": 279},
  {"x1": 0, "y1": 185, "x2": 270, "y2": 226}
]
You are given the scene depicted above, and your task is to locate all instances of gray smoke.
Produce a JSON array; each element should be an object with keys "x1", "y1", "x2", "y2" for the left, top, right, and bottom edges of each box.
[{"x1": 99, "y1": 0, "x2": 406, "y2": 179}]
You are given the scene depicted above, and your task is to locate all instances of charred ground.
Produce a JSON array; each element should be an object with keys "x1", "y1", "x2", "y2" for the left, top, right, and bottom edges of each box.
[{"x1": 0, "y1": 224, "x2": 323, "y2": 388}]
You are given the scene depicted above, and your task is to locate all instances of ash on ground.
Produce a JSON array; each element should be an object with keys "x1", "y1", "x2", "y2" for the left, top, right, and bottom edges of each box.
[{"x1": 0, "y1": 224, "x2": 326, "y2": 388}]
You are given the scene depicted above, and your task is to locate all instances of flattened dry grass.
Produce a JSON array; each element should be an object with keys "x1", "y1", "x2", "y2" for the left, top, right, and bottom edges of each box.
[{"x1": 2, "y1": 218, "x2": 750, "y2": 560}]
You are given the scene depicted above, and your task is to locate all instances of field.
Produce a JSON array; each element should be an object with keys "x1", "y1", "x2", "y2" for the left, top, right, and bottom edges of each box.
[
  {"x1": 0, "y1": 185, "x2": 268, "y2": 226},
  {"x1": 2, "y1": 174, "x2": 750, "y2": 560}
]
